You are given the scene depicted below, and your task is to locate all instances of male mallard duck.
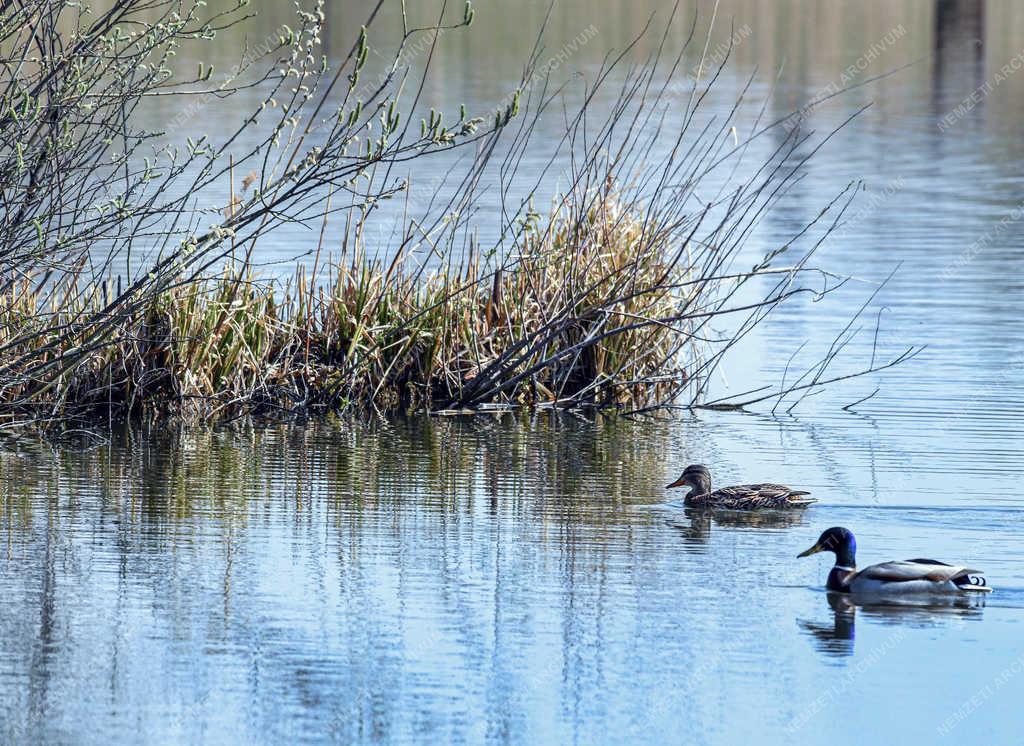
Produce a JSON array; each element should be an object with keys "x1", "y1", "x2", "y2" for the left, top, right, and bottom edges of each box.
[
  {"x1": 798, "y1": 527, "x2": 992, "y2": 594},
  {"x1": 665, "y1": 464, "x2": 814, "y2": 510}
]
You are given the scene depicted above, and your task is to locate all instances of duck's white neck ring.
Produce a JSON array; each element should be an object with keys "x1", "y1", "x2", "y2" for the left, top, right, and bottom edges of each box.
[{"x1": 833, "y1": 564, "x2": 855, "y2": 572}]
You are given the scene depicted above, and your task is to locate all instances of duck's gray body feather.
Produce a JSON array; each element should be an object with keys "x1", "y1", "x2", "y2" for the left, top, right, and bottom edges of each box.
[{"x1": 842, "y1": 560, "x2": 990, "y2": 594}]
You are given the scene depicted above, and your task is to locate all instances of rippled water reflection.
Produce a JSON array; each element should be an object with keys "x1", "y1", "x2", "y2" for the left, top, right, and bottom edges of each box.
[{"x1": 1, "y1": 414, "x2": 1022, "y2": 744}]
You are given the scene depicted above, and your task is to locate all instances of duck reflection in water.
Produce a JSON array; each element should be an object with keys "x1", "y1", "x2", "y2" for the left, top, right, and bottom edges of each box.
[
  {"x1": 666, "y1": 506, "x2": 807, "y2": 546},
  {"x1": 798, "y1": 591, "x2": 987, "y2": 658}
]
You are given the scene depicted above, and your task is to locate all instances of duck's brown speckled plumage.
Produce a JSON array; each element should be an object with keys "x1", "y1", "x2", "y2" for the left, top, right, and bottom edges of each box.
[
  {"x1": 687, "y1": 483, "x2": 814, "y2": 510},
  {"x1": 667, "y1": 465, "x2": 814, "y2": 510}
]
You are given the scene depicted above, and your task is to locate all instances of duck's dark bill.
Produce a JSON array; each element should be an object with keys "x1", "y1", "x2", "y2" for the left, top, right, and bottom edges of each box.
[
  {"x1": 665, "y1": 478, "x2": 685, "y2": 489},
  {"x1": 797, "y1": 543, "x2": 822, "y2": 558}
]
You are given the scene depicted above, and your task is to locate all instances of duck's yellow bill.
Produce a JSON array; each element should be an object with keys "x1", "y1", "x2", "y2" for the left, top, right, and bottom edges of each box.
[{"x1": 797, "y1": 543, "x2": 822, "y2": 558}]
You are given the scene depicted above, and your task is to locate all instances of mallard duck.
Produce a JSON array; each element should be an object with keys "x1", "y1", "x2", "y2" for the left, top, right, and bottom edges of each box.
[
  {"x1": 665, "y1": 464, "x2": 814, "y2": 509},
  {"x1": 798, "y1": 527, "x2": 992, "y2": 594}
]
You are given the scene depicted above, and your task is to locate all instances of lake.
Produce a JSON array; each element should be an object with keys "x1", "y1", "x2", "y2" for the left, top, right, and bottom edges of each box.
[{"x1": 2, "y1": 1, "x2": 1024, "y2": 743}]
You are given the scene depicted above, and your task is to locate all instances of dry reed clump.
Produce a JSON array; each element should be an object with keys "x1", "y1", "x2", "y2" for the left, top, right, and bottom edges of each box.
[
  {"x1": 0, "y1": 188, "x2": 694, "y2": 423},
  {"x1": 327, "y1": 189, "x2": 691, "y2": 411}
]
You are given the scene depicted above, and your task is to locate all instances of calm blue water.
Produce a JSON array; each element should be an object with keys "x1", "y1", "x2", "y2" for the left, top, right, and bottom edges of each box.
[
  {"x1": 1, "y1": 416, "x2": 1022, "y2": 744},
  {"x1": 3, "y1": 1, "x2": 1024, "y2": 744}
]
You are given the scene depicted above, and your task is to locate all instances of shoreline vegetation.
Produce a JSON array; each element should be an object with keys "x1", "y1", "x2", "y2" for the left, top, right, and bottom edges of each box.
[{"x1": 0, "y1": 0, "x2": 915, "y2": 432}]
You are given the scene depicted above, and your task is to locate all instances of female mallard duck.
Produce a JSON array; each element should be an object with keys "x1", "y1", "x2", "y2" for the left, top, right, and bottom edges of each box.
[
  {"x1": 798, "y1": 527, "x2": 992, "y2": 594},
  {"x1": 665, "y1": 464, "x2": 814, "y2": 510}
]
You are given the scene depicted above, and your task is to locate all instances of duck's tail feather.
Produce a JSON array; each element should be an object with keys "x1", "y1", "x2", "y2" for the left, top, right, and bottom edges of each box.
[{"x1": 953, "y1": 571, "x2": 992, "y2": 593}]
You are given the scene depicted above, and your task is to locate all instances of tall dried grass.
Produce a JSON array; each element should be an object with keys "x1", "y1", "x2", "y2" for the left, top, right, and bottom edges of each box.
[{"x1": 0, "y1": 185, "x2": 698, "y2": 421}]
